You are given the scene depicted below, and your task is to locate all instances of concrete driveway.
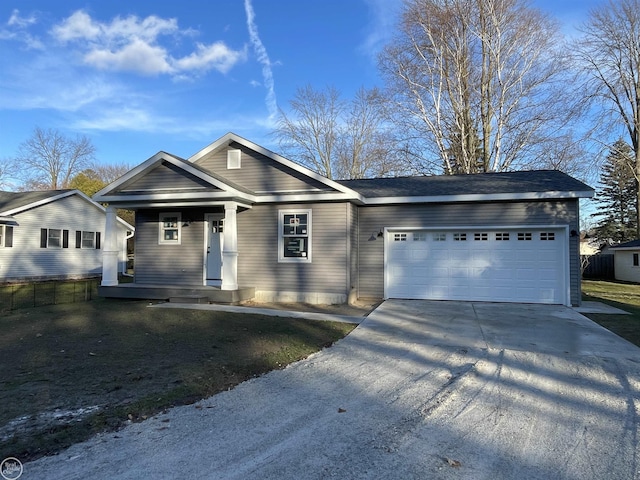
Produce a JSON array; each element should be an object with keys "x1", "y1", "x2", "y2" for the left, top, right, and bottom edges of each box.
[{"x1": 24, "y1": 300, "x2": 640, "y2": 480}]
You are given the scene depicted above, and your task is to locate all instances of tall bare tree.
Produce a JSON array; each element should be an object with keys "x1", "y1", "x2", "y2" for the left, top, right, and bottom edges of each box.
[
  {"x1": 14, "y1": 127, "x2": 95, "y2": 190},
  {"x1": 379, "y1": 0, "x2": 571, "y2": 174},
  {"x1": 274, "y1": 85, "x2": 400, "y2": 179},
  {"x1": 573, "y1": 0, "x2": 640, "y2": 236}
]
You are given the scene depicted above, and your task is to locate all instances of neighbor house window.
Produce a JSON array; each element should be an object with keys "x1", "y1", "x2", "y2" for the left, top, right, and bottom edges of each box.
[
  {"x1": 634, "y1": 253, "x2": 639, "y2": 267},
  {"x1": 279, "y1": 210, "x2": 311, "y2": 262},
  {"x1": 159, "y1": 212, "x2": 181, "y2": 245},
  {"x1": 40, "y1": 228, "x2": 69, "y2": 248},
  {"x1": 75, "y1": 231, "x2": 101, "y2": 249},
  {"x1": 0, "y1": 225, "x2": 13, "y2": 248}
]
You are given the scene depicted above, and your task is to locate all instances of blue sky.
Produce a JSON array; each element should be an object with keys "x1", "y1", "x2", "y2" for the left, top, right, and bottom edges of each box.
[{"x1": 0, "y1": 0, "x2": 604, "y2": 173}]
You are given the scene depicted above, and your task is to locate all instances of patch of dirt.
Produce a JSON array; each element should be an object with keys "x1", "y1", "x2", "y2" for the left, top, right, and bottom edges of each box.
[{"x1": 239, "y1": 299, "x2": 381, "y2": 317}]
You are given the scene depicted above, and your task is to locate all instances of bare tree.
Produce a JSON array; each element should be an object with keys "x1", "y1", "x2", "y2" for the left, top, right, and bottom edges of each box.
[
  {"x1": 13, "y1": 127, "x2": 95, "y2": 190},
  {"x1": 573, "y1": 0, "x2": 640, "y2": 235},
  {"x1": 274, "y1": 85, "x2": 401, "y2": 180},
  {"x1": 379, "y1": 0, "x2": 572, "y2": 174}
]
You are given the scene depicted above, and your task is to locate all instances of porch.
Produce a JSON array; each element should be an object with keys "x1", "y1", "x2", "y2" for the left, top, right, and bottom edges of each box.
[{"x1": 98, "y1": 283, "x2": 255, "y2": 304}]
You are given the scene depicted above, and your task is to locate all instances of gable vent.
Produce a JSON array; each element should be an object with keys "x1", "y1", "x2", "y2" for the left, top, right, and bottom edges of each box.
[{"x1": 227, "y1": 149, "x2": 241, "y2": 169}]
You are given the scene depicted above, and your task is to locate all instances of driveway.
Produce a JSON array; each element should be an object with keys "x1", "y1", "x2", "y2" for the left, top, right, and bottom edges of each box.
[{"x1": 24, "y1": 300, "x2": 640, "y2": 480}]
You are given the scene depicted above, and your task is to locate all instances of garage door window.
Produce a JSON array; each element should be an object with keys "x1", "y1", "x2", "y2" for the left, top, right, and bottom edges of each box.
[
  {"x1": 453, "y1": 233, "x2": 467, "y2": 241},
  {"x1": 394, "y1": 233, "x2": 407, "y2": 242},
  {"x1": 496, "y1": 232, "x2": 510, "y2": 241},
  {"x1": 474, "y1": 233, "x2": 488, "y2": 241},
  {"x1": 413, "y1": 232, "x2": 427, "y2": 241},
  {"x1": 540, "y1": 232, "x2": 555, "y2": 241},
  {"x1": 433, "y1": 233, "x2": 446, "y2": 241},
  {"x1": 518, "y1": 232, "x2": 532, "y2": 241}
]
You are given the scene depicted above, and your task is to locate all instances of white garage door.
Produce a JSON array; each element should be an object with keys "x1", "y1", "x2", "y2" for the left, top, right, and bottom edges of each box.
[{"x1": 386, "y1": 228, "x2": 567, "y2": 304}]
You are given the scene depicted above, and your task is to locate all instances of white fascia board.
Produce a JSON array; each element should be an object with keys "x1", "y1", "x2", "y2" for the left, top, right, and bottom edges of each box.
[
  {"x1": 93, "y1": 152, "x2": 169, "y2": 199},
  {"x1": 363, "y1": 190, "x2": 594, "y2": 205},
  {"x1": 188, "y1": 132, "x2": 364, "y2": 201},
  {"x1": 256, "y1": 192, "x2": 358, "y2": 203},
  {"x1": 0, "y1": 216, "x2": 18, "y2": 225},
  {"x1": 97, "y1": 190, "x2": 257, "y2": 203},
  {"x1": 111, "y1": 200, "x2": 254, "y2": 209}
]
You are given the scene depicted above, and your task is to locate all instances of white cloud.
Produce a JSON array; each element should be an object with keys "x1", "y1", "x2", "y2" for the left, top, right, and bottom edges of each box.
[
  {"x1": 359, "y1": 0, "x2": 402, "y2": 58},
  {"x1": 8, "y1": 9, "x2": 37, "y2": 28},
  {"x1": 1, "y1": 9, "x2": 44, "y2": 49},
  {"x1": 49, "y1": 10, "x2": 245, "y2": 78},
  {"x1": 244, "y1": 0, "x2": 278, "y2": 122}
]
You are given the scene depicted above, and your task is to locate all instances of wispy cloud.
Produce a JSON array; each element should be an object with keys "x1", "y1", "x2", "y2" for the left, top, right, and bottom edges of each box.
[
  {"x1": 244, "y1": 0, "x2": 278, "y2": 122},
  {"x1": 49, "y1": 10, "x2": 246, "y2": 78},
  {"x1": 0, "y1": 9, "x2": 44, "y2": 49},
  {"x1": 359, "y1": 0, "x2": 402, "y2": 58}
]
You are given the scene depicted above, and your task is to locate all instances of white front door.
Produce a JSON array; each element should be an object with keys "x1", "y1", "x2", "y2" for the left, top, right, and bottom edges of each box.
[{"x1": 206, "y1": 214, "x2": 224, "y2": 286}]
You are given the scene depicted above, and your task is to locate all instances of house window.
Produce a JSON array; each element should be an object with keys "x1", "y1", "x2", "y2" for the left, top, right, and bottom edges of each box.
[
  {"x1": 227, "y1": 149, "x2": 241, "y2": 169},
  {"x1": 75, "y1": 231, "x2": 100, "y2": 249},
  {"x1": 40, "y1": 228, "x2": 69, "y2": 248},
  {"x1": 634, "y1": 253, "x2": 639, "y2": 267},
  {"x1": 518, "y1": 232, "x2": 532, "y2": 241},
  {"x1": 394, "y1": 233, "x2": 407, "y2": 242},
  {"x1": 540, "y1": 232, "x2": 555, "y2": 241},
  {"x1": 0, "y1": 225, "x2": 13, "y2": 248},
  {"x1": 413, "y1": 232, "x2": 427, "y2": 241},
  {"x1": 279, "y1": 210, "x2": 311, "y2": 262},
  {"x1": 159, "y1": 212, "x2": 181, "y2": 245},
  {"x1": 495, "y1": 232, "x2": 510, "y2": 241},
  {"x1": 474, "y1": 233, "x2": 488, "y2": 241},
  {"x1": 453, "y1": 233, "x2": 467, "y2": 241}
]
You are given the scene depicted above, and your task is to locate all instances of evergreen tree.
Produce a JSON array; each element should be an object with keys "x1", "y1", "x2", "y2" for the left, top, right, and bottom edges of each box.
[{"x1": 592, "y1": 140, "x2": 638, "y2": 243}]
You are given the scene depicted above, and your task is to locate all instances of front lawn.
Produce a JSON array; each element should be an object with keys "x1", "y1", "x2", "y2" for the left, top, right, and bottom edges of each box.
[
  {"x1": 0, "y1": 299, "x2": 356, "y2": 462},
  {"x1": 581, "y1": 280, "x2": 640, "y2": 348}
]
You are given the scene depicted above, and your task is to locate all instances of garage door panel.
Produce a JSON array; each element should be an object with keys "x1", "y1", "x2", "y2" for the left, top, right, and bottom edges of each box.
[{"x1": 387, "y1": 228, "x2": 565, "y2": 304}]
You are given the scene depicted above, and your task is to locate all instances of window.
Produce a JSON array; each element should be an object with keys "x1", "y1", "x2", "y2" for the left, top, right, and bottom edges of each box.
[
  {"x1": 453, "y1": 233, "x2": 467, "y2": 241},
  {"x1": 159, "y1": 213, "x2": 181, "y2": 245},
  {"x1": 227, "y1": 149, "x2": 241, "y2": 169},
  {"x1": 75, "y1": 231, "x2": 100, "y2": 249},
  {"x1": 433, "y1": 233, "x2": 446, "y2": 242},
  {"x1": 279, "y1": 210, "x2": 311, "y2": 262},
  {"x1": 518, "y1": 232, "x2": 532, "y2": 241},
  {"x1": 394, "y1": 233, "x2": 407, "y2": 242},
  {"x1": 634, "y1": 253, "x2": 639, "y2": 267},
  {"x1": 413, "y1": 232, "x2": 427, "y2": 242},
  {"x1": 496, "y1": 232, "x2": 510, "y2": 241},
  {"x1": 0, "y1": 225, "x2": 13, "y2": 248},
  {"x1": 474, "y1": 233, "x2": 488, "y2": 241},
  {"x1": 40, "y1": 228, "x2": 69, "y2": 248},
  {"x1": 540, "y1": 232, "x2": 555, "y2": 241}
]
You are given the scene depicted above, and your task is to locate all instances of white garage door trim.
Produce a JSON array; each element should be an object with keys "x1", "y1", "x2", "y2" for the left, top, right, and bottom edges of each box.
[{"x1": 383, "y1": 225, "x2": 570, "y2": 306}]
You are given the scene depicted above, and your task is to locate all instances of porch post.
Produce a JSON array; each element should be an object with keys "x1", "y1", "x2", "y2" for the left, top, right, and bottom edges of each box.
[
  {"x1": 101, "y1": 205, "x2": 119, "y2": 286},
  {"x1": 221, "y1": 202, "x2": 238, "y2": 290}
]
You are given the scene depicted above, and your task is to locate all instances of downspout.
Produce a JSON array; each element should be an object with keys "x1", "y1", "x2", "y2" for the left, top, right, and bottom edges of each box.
[{"x1": 122, "y1": 230, "x2": 135, "y2": 277}]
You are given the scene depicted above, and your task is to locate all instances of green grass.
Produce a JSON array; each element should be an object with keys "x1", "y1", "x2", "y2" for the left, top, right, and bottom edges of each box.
[
  {"x1": 0, "y1": 298, "x2": 356, "y2": 462},
  {"x1": 582, "y1": 280, "x2": 640, "y2": 347}
]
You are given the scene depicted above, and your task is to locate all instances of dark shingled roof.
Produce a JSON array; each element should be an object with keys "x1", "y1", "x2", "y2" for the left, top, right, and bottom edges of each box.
[
  {"x1": 337, "y1": 170, "x2": 593, "y2": 198},
  {"x1": 611, "y1": 239, "x2": 640, "y2": 249},
  {"x1": 0, "y1": 190, "x2": 73, "y2": 214}
]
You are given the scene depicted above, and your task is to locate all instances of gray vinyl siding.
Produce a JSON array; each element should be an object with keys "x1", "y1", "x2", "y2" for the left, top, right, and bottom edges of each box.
[
  {"x1": 0, "y1": 195, "x2": 127, "y2": 282},
  {"x1": 117, "y1": 162, "x2": 216, "y2": 192},
  {"x1": 195, "y1": 142, "x2": 334, "y2": 193},
  {"x1": 236, "y1": 203, "x2": 350, "y2": 296},
  {"x1": 134, "y1": 208, "x2": 213, "y2": 285},
  {"x1": 356, "y1": 199, "x2": 582, "y2": 306}
]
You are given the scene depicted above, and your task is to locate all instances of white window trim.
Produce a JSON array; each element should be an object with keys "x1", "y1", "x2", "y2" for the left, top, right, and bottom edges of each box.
[
  {"x1": 0, "y1": 225, "x2": 8, "y2": 248},
  {"x1": 81, "y1": 231, "x2": 96, "y2": 249},
  {"x1": 48, "y1": 228, "x2": 63, "y2": 248},
  {"x1": 159, "y1": 212, "x2": 182, "y2": 245},
  {"x1": 278, "y1": 209, "x2": 312, "y2": 263}
]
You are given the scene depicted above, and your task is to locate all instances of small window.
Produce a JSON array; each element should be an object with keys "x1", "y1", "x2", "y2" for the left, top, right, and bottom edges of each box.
[
  {"x1": 0, "y1": 225, "x2": 13, "y2": 248},
  {"x1": 453, "y1": 233, "x2": 467, "y2": 241},
  {"x1": 82, "y1": 231, "x2": 96, "y2": 249},
  {"x1": 474, "y1": 233, "x2": 488, "y2": 241},
  {"x1": 279, "y1": 210, "x2": 311, "y2": 262},
  {"x1": 394, "y1": 233, "x2": 407, "y2": 242},
  {"x1": 518, "y1": 232, "x2": 532, "y2": 241},
  {"x1": 433, "y1": 233, "x2": 446, "y2": 242},
  {"x1": 413, "y1": 232, "x2": 427, "y2": 242},
  {"x1": 159, "y1": 212, "x2": 181, "y2": 245},
  {"x1": 540, "y1": 232, "x2": 555, "y2": 241},
  {"x1": 634, "y1": 253, "x2": 639, "y2": 267},
  {"x1": 40, "y1": 228, "x2": 68, "y2": 248},
  {"x1": 227, "y1": 149, "x2": 241, "y2": 169},
  {"x1": 495, "y1": 232, "x2": 510, "y2": 241}
]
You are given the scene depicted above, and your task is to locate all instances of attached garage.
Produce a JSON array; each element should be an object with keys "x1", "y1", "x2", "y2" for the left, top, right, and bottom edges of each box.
[{"x1": 385, "y1": 227, "x2": 567, "y2": 304}]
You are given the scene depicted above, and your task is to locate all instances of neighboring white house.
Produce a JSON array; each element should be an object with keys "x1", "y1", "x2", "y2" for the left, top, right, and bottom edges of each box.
[
  {"x1": 0, "y1": 190, "x2": 133, "y2": 283},
  {"x1": 611, "y1": 239, "x2": 640, "y2": 283}
]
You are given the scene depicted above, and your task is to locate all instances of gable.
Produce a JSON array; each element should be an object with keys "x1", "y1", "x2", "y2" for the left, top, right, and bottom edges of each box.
[
  {"x1": 114, "y1": 161, "x2": 222, "y2": 195},
  {"x1": 194, "y1": 142, "x2": 337, "y2": 195}
]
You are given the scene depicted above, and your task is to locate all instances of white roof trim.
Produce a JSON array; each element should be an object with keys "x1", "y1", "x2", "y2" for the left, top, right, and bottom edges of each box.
[
  {"x1": 188, "y1": 132, "x2": 364, "y2": 201},
  {"x1": 362, "y1": 190, "x2": 594, "y2": 205},
  {"x1": 98, "y1": 191, "x2": 257, "y2": 203},
  {"x1": 93, "y1": 151, "x2": 254, "y2": 203},
  {"x1": 0, "y1": 216, "x2": 18, "y2": 225}
]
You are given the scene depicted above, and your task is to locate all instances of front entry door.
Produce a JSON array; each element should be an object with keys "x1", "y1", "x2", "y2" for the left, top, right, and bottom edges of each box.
[{"x1": 206, "y1": 214, "x2": 224, "y2": 286}]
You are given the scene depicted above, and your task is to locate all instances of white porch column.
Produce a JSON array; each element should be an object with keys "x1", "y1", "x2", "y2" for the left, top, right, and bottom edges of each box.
[
  {"x1": 221, "y1": 202, "x2": 239, "y2": 290},
  {"x1": 101, "y1": 205, "x2": 119, "y2": 286}
]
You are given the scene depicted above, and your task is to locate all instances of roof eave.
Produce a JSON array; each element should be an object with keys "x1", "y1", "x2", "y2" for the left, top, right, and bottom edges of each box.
[{"x1": 362, "y1": 190, "x2": 594, "y2": 205}]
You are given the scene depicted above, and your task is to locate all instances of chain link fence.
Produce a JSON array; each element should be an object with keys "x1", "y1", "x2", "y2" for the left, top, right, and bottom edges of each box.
[{"x1": 0, "y1": 278, "x2": 100, "y2": 313}]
